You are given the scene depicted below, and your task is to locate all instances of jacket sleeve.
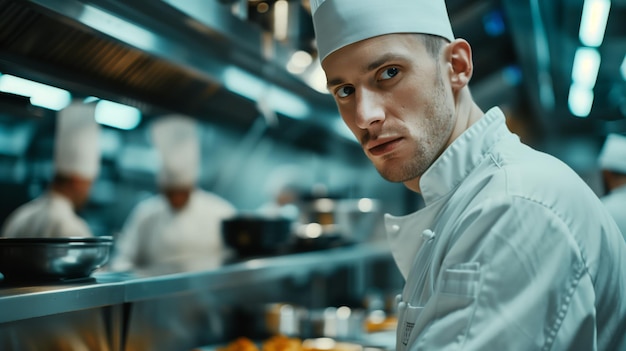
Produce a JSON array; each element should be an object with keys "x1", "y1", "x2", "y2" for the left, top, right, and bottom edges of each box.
[
  {"x1": 109, "y1": 202, "x2": 151, "y2": 271},
  {"x1": 410, "y1": 196, "x2": 594, "y2": 351}
]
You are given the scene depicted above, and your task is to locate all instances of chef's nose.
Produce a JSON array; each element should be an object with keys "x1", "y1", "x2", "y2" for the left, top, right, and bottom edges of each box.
[{"x1": 355, "y1": 88, "x2": 385, "y2": 129}]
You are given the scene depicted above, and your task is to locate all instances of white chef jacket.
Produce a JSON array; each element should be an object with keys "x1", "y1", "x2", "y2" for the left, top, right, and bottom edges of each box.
[
  {"x1": 601, "y1": 184, "x2": 626, "y2": 240},
  {"x1": 111, "y1": 188, "x2": 236, "y2": 273},
  {"x1": 385, "y1": 107, "x2": 626, "y2": 351},
  {"x1": 1, "y1": 191, "x2": 93, "y2": 238}
]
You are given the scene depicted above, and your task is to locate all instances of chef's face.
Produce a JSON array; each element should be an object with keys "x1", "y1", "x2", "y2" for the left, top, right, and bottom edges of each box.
[
  {"x1": 72, "y1": 177, "x2": 93, "y2": 209},
  {"x1": 163, "y1": 187, "x2": 192, "y2": 211},
  {"x1": 322, "y1": 34, "x2": 459, "y2": 188}
]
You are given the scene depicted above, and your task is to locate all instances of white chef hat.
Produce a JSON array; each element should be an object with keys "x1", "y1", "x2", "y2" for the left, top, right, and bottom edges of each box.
[
  {"x1": 54, "y1": 101, "x2": 101, "y2": 179},
  {"x1": 311, "y1": 0, "x2": 455, "y2": 62},
  {"x1": 598, "y1": 133, "x2": 626, "y2": 174},
  {"x1": 150, "y1": 114, "x2": 200, "y2": 188}
]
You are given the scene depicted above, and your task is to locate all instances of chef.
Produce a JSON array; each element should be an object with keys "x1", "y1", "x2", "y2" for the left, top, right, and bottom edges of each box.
[
  {"x1": 310, "y1": 0, "x2": 626, "y2": 350},
  {"x1": 1, "y1": 101, "x2": 101, "y2": 238},
  {"x1": 110, "y1": 114, "x2": 237, "y2": 273},
  {"x1": 598, "y1": 133, "x2": 626, "y2": 238}
]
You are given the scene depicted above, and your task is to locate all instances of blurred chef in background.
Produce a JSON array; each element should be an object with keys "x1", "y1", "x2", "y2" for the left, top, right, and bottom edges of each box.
[
  {"x1": 598, "y1": 133, "x2": 626, "y2": 237},
  {"x1": 111, "y1": 114, "x2": 237, "y2": 273},
  {"x1": 1, "y1": 101, "x2": 101, "y2": 238},
  {"x1": 258, "y1": 164, "x2": 310, "y2": 221}
]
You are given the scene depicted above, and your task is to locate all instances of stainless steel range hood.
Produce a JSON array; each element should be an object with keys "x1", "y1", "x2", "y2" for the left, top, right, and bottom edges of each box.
[{"x1": 0, "y1": 0, "x2": 347, "y2": 150}]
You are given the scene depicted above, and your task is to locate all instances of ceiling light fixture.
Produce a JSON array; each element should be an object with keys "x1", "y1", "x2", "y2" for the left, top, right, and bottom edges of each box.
[
  {"x1": 78, "y1": 4, "x2": 158, "y2": 52},
  {"x1": 286, "y1": 50, "x2": 313, "y2": 74},
  {"x1": 0, "y1": 74, "x2": 71, "y2": 111},
  {"x1": 568, "y1": 84, "x2": 594, "y2": 118},
  {"x1": 571, "y1": 47, "x2": 601, "y2": 89},
  {"x1": 223, "y1": 66, "x2": 310, "y2": 119},
  {"x1": 302, "y1": 59, "x2": 329, "y2": 94},
  {"x1": 95, "y1": 99, "x2": 142, "y2": 130},
  {"x1": 273, "y1": 0, "x2": 289, "y2": 41},
  {"x1": 579, "y1": 0, "x2": 611, "y2": 47}
]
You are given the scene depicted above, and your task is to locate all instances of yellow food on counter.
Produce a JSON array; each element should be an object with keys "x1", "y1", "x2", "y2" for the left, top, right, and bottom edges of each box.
[
  {"x1": 213, "y1": 336, "x2": 364, "y2": 351},
  {"x1": 364, "y1": 315, "x2": 397, "y2": 333},
  {"x1": 217, "y1": 337, "x2": 260, "y2": 351},
  {"x1": 262, "y1": 335, "x2": 303, "y2": 351},
  {"x1": 302, "y1": 338, "x2": 362, "y2": 351}
]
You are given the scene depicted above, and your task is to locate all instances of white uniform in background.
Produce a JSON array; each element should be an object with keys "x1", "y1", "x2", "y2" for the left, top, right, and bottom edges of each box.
[
  {"x1": 111, "y1": 115, "x2": 236, "y2": 273},
  {"x1": 384, "y1": 108, "x2": 626, "y2": 351},
  {"x1": 601, "y1": 185, "x2": 626, "y2": 237},
  {"x1": 2, "y1": 192, "x2": 92, "y2": 238},
  {"x1": 597, "y1": 133, "x2": 626, "y2": 238},
  {"x1": 112, "y1": 189, "x2": 236, "y2": 272},
  {"x1": 1, "y1": 102, "x2": 100, "y2": 238}
]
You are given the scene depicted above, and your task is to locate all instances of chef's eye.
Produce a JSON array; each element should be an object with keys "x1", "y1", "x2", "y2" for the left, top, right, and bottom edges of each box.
[
  {"x1": 380, "y1": 67, "x2": 399, "y2": 80},
  {"x1": 336, "y1": 85, "x2": 355, "y2": 98}
]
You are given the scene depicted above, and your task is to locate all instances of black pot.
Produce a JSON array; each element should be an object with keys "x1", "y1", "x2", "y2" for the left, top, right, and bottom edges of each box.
[{"x1": 222, "y1": 216, "x2": 294, "y2": 256}]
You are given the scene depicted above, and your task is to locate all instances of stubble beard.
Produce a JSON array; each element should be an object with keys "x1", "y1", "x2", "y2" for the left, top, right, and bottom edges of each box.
[{"x1": 375, "y1": 67, "x2": 454, "y2": 183}]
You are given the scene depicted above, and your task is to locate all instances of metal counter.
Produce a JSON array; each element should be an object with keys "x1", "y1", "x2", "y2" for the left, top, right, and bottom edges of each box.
[{"x1": 0, "y1": 241, "x2": 392, "y2": 324}]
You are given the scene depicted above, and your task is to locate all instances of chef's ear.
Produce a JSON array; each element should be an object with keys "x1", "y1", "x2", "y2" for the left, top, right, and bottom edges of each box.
[{"x1": 446, "y1": 39, "x2": 473, "y2": 89}]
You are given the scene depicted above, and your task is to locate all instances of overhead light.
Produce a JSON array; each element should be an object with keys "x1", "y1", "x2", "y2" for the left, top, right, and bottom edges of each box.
[
  {"x1": 579, "y1": 0, "x2": 611, "y2": 47},
  {"x1": 256, "y1": 2, "x2": 269, "y2": 14},
  {"x1": 286, "y1": 50, "x2": 313, "y2": 74},
  {"x1": 302, "y1": 59, "x2": 330, "y2": 94},
  {"x1": 571, "y1": 47, "x2": 601, "y2": 89},
  {"x1": 223, "y1": 66, "x2": 310, "y2": 119},
  {"x1": 273, "y1": 0, "x2": 289, "y2": 41},
  {"x1": 94, "y1": 99, "x2": 142, "y2": 130},
  {"x1": 223, "y1": 67, "x2": 265, "y2": 101},
  {"x1": 482, "y1": 10, "x2": 506, "y2": 37},
  {"x1": 78, "y1": 4, "x2": 157, "y2": 52},
  {"x1": 621, "y1": 54, "x2": 626, "y2": 80},
  {"x1": 0, "y1": 74, "x2": 71, "y2": 111},
  {"x1": 568, "y1": 83, "x2": 594, "y2": 118},
  {"x1": 502, "y1": 65, "x2": 523, "y2": 86}
]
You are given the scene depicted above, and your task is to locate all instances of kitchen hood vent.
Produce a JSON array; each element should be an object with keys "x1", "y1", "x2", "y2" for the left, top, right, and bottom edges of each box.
[{"x1": 0, "y1": 0, "x2": 343, "y2": 151}]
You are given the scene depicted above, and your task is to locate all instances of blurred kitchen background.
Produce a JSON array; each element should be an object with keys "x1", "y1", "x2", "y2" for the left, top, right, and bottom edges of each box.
[{"x1": 0, "y1": 0, "x2": 625, "y2": 238}]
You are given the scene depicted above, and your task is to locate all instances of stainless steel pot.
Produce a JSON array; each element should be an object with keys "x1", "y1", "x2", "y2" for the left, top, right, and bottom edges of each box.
[
  {"x1": 309, "y1": 306, "x2": 366, "y2": 340},
  {"x1": 0, "y1": 236, "x2": 113, "y2": 282}
]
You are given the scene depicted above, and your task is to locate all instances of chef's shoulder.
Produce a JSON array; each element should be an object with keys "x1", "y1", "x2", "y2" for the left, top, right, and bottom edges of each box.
[
  {"x1": 126, "y1": 194, "x2": 170, "y2": 221},
  {"x1": 53, "y1": 215, "x2": 93, "y2": 238},
  {"x1": 193, "y1": 189, "x2": 237, "y2": 216}
]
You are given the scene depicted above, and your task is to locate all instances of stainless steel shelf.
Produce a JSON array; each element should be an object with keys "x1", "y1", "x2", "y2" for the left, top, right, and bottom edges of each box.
[
  {"x1": 0, "y1": 281, "x2": 125, "y2": 324},
  {"x1": 0, "y1": 242, "x2": 391, "y2": 324}
]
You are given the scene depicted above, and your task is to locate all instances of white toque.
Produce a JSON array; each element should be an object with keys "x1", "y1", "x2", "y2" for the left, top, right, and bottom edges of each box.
[
  {"x1": 54, "y1": 101, "x2": 101, "y2": 179},
  {"x1": 151, "y1": 115, "x2": 200, "y2": 188},
  {"x1": 311, "y1": 0, "x2": 455, "y2": 62}
]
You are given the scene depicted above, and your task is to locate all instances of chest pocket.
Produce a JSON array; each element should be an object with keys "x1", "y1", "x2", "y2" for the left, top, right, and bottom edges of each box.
[
  {"x1": 398, "y1": 259, "x2": 482, "y2": 350},
  {"x1": 430, "y1": 262, "x2": 482, "y2": 346}
]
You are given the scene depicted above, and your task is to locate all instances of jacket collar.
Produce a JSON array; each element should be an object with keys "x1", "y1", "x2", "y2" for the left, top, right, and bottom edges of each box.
[{"x1": 419, "y1": 107, "x2": 509, "y2": 205}]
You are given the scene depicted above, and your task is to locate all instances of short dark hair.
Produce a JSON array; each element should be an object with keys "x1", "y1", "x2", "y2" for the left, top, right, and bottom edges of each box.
[{"x1": 418, "y1": 34, "x2": 447, "y2": 58}]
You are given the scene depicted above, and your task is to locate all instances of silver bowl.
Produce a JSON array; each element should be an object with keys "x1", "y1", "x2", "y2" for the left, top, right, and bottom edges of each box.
[{"x1": 0, "y1": 236, "x2": 113, "y2": 283}]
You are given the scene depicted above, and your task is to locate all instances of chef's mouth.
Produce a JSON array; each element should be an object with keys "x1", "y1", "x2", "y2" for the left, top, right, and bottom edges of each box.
[{"x1": 368, "y1": 138, "x2": 403, "y2": 156}]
